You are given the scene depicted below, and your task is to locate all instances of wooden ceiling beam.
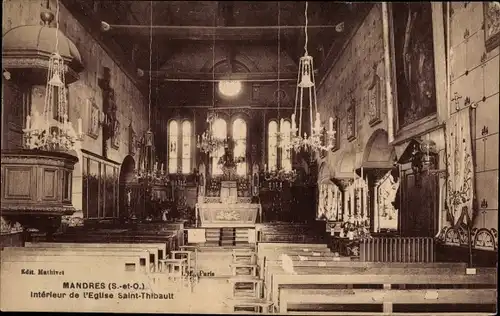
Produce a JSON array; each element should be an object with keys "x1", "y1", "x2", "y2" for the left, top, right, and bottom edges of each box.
[
  {"x1": 148, "y1": 71, "x2": 299, "y2": 82},
  {"x1": 100, "y1": 23, "x2": 345, "y2": 41}
]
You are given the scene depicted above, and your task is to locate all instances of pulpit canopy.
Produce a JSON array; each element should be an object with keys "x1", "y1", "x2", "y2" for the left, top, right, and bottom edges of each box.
[{"x1": 3, "y1": 18, "x2": 84, "y2": 84}]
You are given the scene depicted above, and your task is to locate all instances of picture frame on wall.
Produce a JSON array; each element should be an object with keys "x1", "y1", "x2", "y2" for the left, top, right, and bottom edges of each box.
[
  {"x1": 484, "y1": 2, "x2": 500, "y2": 52},
  {"x1": 346, "y1": 101, "x2": 356, "y2": 141},
  {"x1": 87, "y1": 98, "x2": 99, "y2": 139},
  {"x1": 331, "y1": 116, "x2": 340, "y2": 151},
  {"x1": 368, "y1": 74, "x2": 382, "y2": 127},
  {"x1": 111, "y1": 120, "x2": 120, "y2": 149}
]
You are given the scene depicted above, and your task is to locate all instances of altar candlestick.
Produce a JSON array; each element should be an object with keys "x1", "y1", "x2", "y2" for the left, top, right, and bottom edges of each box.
[
  {"x1": 26, "y1": 115, "x2": 31, "y2": 129},
  {"x1": 329, "y1": 117, "x2": 333, "y2": 132},
  {"x1": 280, "y1": 118, "x2": 284, "y2": 130}
]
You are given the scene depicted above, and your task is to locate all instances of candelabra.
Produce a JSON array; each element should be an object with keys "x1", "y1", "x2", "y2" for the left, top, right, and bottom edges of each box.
[
  {"x1": 22, "y1": 52, "x2": 84, "y2": 152},
  {"x1": 135, "y1": 130, "x2": 169, "y2": 185},
  {"x1": 263, "y1": 168, "x2": 298, "y2": 183},
  {"x1": 196, "y1": 112, "x2": 227, "y2": 155},
  {"x1": 285, "y1": 2, "x2": 336, "y2": 154}
]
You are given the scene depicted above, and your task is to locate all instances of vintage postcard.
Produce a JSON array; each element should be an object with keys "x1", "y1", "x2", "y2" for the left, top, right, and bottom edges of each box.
[{"x1": 1, "y1": 1, "x2": 498, "y2": 314}]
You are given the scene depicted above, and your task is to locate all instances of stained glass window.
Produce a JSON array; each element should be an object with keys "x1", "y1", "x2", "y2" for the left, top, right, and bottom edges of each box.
[
  {"x1": 233, "y1": 118, "x2": 247, "y2": 176},
  {"x1": 181, "y1": 121, "x2": 191, "y2": 174},
  {"x1": 211, "y1": 118, "x2": 227, "y2": 175},
  {"x1": 168, "y1": 120, "x2": 178, "y2": 174},
  {"x1": 268, "y1": 121, "x2": 278, "y2": 171}
]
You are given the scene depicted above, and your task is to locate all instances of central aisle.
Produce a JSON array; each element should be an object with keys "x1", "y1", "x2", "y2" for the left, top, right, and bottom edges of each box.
[{"x1": 178, "y1": 247, "x2": 237, "y2": 313}]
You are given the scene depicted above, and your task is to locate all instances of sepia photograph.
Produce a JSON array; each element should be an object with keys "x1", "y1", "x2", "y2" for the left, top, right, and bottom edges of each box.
[{"x1": 1, "y1": 0, "x2": 498, "y2": 314}]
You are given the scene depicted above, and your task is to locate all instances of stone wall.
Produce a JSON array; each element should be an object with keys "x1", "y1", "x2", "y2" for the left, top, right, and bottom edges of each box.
[
  {"x1": 316, "y1": 3, "x2": 387, "y2": 176},
  {"x1": 2, "y1": 0, "x2": 150, "y2": 214}
]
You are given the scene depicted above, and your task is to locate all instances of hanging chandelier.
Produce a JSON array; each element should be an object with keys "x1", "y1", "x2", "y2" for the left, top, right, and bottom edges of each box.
[
  {"x1": 135, "y1": 1, "x2": 168, "y2": 186},
  {"x1": 286, "y1": 1, "x2": 336, "y2": 153},
  {"x1": 196, "y1": 112, "x2": 228, "y2": 155},
  {"x1": 22, "y1": 1, "x2": 84, "y2": 152}
]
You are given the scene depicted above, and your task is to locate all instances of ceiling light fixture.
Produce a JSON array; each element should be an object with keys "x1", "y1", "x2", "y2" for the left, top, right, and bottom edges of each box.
[
  {"x1": 218, "y1": 80, "x2": 242, "y2": 97},
  {"x1": 287, "y1": 1, "x2": 336, "y2": 154}
]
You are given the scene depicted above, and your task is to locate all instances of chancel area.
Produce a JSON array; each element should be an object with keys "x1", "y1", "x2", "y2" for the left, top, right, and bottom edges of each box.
[{"x1": 1, "y1": 1, "x2": 499, "y2": 314}]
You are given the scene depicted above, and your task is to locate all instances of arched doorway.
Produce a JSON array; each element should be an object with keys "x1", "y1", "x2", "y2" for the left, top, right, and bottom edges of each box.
[
  {"x1": 119, "y1": 155, "x2": 136, "y2": 220},
  {"x1": 361, "y1": 129, "x2": 399, "y2": 233}
]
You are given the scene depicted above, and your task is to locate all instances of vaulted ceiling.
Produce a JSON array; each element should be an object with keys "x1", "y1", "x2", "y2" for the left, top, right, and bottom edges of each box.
[{"x1": 62, "y1": 0, "x2": 373, "y2": 89}]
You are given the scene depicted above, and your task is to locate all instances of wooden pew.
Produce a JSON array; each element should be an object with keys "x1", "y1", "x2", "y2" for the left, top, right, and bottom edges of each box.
[
  {"x1": 1, "y1": 253, "x2": 144, "y2": 273},
  {"x1": 52, "y1": 233, "x2": 178, "y2": 255},
  {"x1": 270, "y1": 267, "x2": 497, "y2": 314},
  {"x1": 257, "y1": 243, "x2": 331, "y2": 275},
  {"x1": 263, "y1": 261, "x2": 472, "y2": 299},
  {"x1": 1, "y1": 247, "x2": 152, "y2": 273},
  {"x1": 24, "y1": 242, "x2": 166, "y2": 271}
]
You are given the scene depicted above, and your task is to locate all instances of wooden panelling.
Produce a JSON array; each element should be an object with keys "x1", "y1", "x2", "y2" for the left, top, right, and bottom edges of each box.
[{"x1": 4, "y1": 167, "x2": 33, "y2": 200}]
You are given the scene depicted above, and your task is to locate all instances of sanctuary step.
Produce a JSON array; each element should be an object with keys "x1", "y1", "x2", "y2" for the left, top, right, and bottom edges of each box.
[{"x1": 257, "y1": 223, "x2": 326, "y2": 244}]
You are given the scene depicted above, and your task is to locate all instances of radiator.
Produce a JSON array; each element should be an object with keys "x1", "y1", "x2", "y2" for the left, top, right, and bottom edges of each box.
[{"x1": 360, "y1": 237, "x2": 435, "y2": 262}]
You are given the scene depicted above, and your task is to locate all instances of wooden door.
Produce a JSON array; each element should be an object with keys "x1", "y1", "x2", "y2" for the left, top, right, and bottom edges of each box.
[{"x1": 400, "y1": 170, "x2": 439, "y2": 237}]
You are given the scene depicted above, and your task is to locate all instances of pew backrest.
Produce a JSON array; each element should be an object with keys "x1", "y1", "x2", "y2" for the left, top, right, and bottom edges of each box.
[
  {"x1": 24, "y1": 243, "x2": 164, "y2": 267},
  {"x1": 1, "y1": 253, "x2": 144, "y2": 273},
  {"x1": 270, "y1": 271, "x2": 497, "y2": 309},
  {"x1": 2, "y1": 248, "x2": 151, "y2": 272},
  {"x1": 25, "y1": 242, "x2": 168, "y2": 260}
]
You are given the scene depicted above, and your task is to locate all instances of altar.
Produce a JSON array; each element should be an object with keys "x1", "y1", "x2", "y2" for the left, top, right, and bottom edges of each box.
[
  {"x1": 195, "y1": 180, "x2": 261, "y2": 228},
  {"x1": 195, "y1": 202, "x2": 261, "y2": 228}
]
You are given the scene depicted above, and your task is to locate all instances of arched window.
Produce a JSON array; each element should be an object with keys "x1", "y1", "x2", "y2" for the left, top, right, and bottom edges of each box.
[
  {"x1": 268, "y1": 121, "x2": 278, "y2": 171},
  {"x1": 168, "y1": 121, "x2": 178, "y2": 174},
  {"x1": 211, "y1": 118, "x2": 227, "y2": 175},
  {"x1": 233, "y1": 118, "x2": 247, "y2": 176},
  {"x1": 281, "y1": 120, "x2": 292, "y2": 171},
  {"x1": 181, "y1": 121, "x2": 192, "y2": 174}
]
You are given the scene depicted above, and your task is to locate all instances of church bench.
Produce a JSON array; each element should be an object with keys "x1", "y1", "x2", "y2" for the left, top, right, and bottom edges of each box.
[
  {"x1": 263, "y1": 262, "x2": 487, "y2": 302},
  {"x1": 1, "y1": 247, "x2": 152, "y2": 273},
  {"x1": 24, "y1": 242, "x2": 166, "y2": 271},
  {"x1": 271, "y1": 270, "x2": 497, "y2": 314},
  {"x1": 1, "y1": 253, "x2": 144, "y2": 273},
  {"x1": 229, "y1": 276, "x2": 263, "y2": 299},
  {"x1": 224, "y1": 297, "x2": 273, "y2": 313},
  {"x1": 52, "y1": 234, "x2": 178, "y2": 253}
]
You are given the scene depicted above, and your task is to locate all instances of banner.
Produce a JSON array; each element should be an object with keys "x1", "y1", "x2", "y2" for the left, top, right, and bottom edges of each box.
[{"x1": 445, "y1": 108, "x2": 475, "y2": 228}]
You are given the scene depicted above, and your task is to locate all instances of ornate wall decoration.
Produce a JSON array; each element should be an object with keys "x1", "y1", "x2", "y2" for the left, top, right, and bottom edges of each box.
[
  {"x1": 368, "y1": 74, "x2": 382, "y2": 126},
  {"x1": 438, "y1": 226, "x2": 498, "y2": 251},
  {"x1": 87, "y1": 98, "x2": 99, "y2": 139},
  {"x1": 474, "y1": 228, "x2": 496, "y2": 251},
  {"x1": 346, "y1": 101, "x2": 356, "y2": 141},
  {"x1": 376, "y1": 171, "x2": 400, "y2": 231},
  {"x1": 317, "y1": 183, "x2": 343, "y2": 221},
  {"x1": 111, "y1": 119, "x2": 120, "y2": 149},
  {"x1": 484, "y1": 2, "x2": 500, "y2": 52},
  {"x1": 390, "y1": 3, "x2": 437, "y2": 129}
]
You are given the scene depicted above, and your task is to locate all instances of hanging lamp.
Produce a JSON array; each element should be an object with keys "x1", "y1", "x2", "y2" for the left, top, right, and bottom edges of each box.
[
  {"x1": 288, "y1": 1, "x2": 336, "y2": 153},
  {"x1": 22, "y1": 0, "x2": 84, "y2": 152}
]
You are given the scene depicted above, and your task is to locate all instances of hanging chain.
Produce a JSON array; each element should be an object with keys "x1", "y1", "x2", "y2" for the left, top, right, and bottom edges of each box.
[
  {"x1": 55, "y1": 0, "x2": 59, "y2": 53},
  {"x1": 212, "y1": 5, "x2": 216, "y2": 109},
  {"x1": 277, "y1": 1, "x2": 281, "y2": 122},
  {"x1": 304, "y1": 1, "x2": 308, "y2": 56},
  {"x1": 148, "y1": 0, "x2": 153, "y2": 130}
]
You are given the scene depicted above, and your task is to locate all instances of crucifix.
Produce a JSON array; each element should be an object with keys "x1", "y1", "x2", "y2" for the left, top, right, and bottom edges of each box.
[
  {"x1": 98, "y1": 67, "x2": 118, "y2": 158},
  {"x1": 451, "y1": 92, "x2": 462, "y2": 111}
]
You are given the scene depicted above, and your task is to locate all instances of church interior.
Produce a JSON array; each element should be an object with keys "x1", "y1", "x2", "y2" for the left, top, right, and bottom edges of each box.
[{"x1": 1, "y1": 0, "x2": 499, "y2": 314}]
